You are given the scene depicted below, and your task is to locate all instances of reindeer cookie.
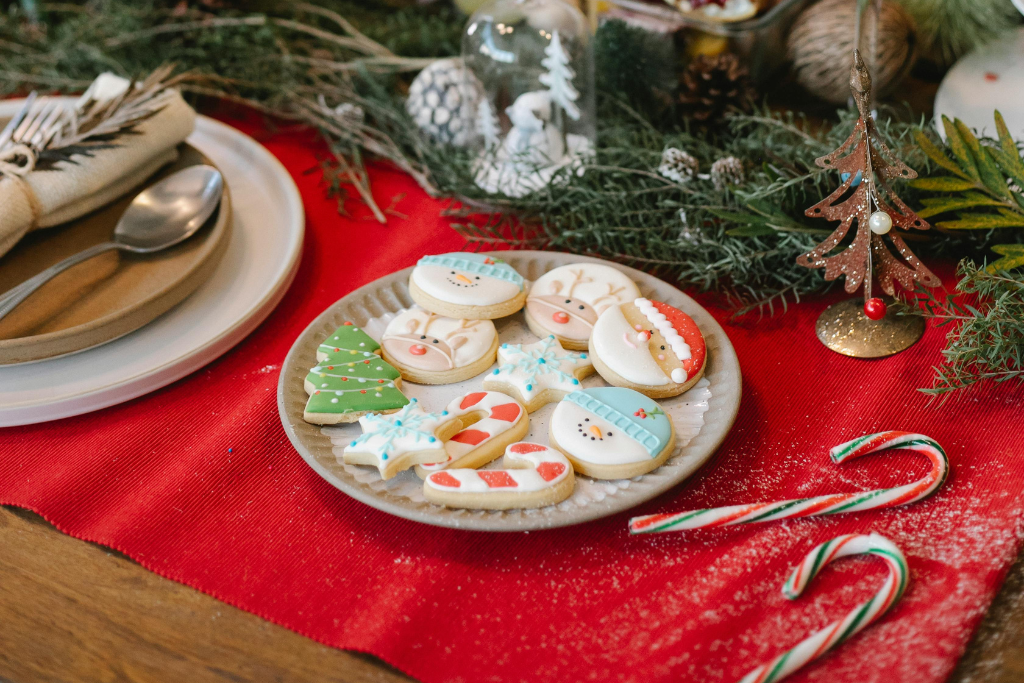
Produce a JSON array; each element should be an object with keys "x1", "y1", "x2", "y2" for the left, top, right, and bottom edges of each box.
[
  {"x1": 549, "y1": 387, "x2": 676, "y2": 480},
  {"x1": 525, "y1": 264, "x2": 641, "y2": 350},
  {"x1": 409, "y1": 252, "x2": 526, "y2": 320},
  {"x1": 589, "y1": 298, "x2": 707, "y2": 399},
  {"x1": 381, "y1": 307, "x2": 498, "y2": 384}
]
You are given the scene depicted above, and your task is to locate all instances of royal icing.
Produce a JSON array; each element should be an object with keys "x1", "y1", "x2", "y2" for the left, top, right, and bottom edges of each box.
[
  {"x1": 526, "y1": 264, "x2": 641, "y2": 343},
  {"x1": 636, "y1": 298, "x2": 706, "y2": 383},
  {"x1": 593, "y1": 304, "x2": 670, "y2": 385},
  {"x1": 420, "y1": 391, "x2": 526, "y2": 471},
  {"x1": 381, "y1": 307, "x2": 496, "y2": 372},
  {"x1": 425, "y1": 442, "x2": 570, "y2": 494},
  {"x1": 551, "y1": 387, "x2": 672, "y2": 466},
  {"x1": 486, "y1": 335, "x2": 593, "y2": 401},
  {"x1": 305, "y1": 322, "x2": 409, "y2": 417},
  {"x1": 343, "y1": 398, "x2": 451, "y2": 476},
  {"x1": 411, "y1": 252, "x2": 524, "y2": 307}
]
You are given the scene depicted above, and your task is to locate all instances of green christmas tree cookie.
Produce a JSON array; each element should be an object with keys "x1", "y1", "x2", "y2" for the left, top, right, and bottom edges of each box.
[{"x1": 303, "y1": 322, "x2": 410, "y2": 424}]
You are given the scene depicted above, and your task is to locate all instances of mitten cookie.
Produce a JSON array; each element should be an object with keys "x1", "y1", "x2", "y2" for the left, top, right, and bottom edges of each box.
[
  {"x1": 525, "y1": 263, "x2": 641, "y2": 350},
  {"x1": 423, "y1": 442, "x2": 575, "y2": 510},
  {"x1": 549, "y1": 387, "x2": 676, "y2": 479},
  {"x1": 409, "y1": 252, "x2": 526, "y2": 319},
  {"x1": 482, "y1": 335, "x2": 595, "y2": 412},
  {"x1": 381, "y1": 307, "x2": 498, "y2": 385},
  {"x1": 303, "y1": 322, "x2": 409, "y2": 424},
  {"x1": 343, "y1": 398, "x2": 464, "y2": 480},
  {"x1": 589, "y1": 298, "x2": 706, "y2": 399},
  {"x1": 415, "y1": 391, "x2": 529, "y2": 478}
]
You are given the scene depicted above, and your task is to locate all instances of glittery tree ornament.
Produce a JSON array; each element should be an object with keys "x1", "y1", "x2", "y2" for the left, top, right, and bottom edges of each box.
[{"x1": 796, "y1": 50, "x2": 941, "y2": 307}]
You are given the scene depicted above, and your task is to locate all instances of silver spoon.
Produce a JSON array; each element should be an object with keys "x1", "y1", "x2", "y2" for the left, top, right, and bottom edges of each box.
[{"x1": 0, "y1": 165, "x2": 223, "y2": 322}]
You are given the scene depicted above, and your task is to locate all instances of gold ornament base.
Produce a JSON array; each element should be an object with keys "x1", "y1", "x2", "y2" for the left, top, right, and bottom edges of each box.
[{"x1": 815, "y1": 297, "x2": 925, "y2": 358}]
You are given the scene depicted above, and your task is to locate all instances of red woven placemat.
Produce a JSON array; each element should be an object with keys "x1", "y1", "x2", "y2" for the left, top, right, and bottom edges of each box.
[{"x1": 2, "y1": 117, "x2": 1023, "y2": 683}]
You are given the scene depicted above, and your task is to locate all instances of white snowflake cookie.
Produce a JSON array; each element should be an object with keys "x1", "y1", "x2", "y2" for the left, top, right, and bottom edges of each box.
[{"x1": 482, "y1": 335, "x2": 595, "y2": 412}]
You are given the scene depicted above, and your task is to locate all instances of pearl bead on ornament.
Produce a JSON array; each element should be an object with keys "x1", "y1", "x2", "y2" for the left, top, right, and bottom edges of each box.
[{"x1": 868, "y1": 211, "x2": 892, "y2": 234}]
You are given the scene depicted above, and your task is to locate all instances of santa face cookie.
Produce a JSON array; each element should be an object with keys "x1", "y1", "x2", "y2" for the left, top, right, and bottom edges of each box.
[
  {"x1": 589, "y1": 298, "x2": 707, "y2": 399},
  {"x1": 549, "y1": 387, "x2": 676, "y2": 480},
  {"x1": 303, "y1": 322, "x2": 409, "y2": 424},
  {"x1": 415, "y1": 391, "x2": 529, "y2": 478},
  {"x1": 343, "y1": 398, "x2": 464, "y2": 480},
  {"x1": 525, "y1": 264, "x2": 641, "y2": 350},
  {"x1": 381, "y1": 307, "x2": 498, "y2": 384},
  {"x1": 423, "y1": 442, "x2": 575, "y2": 510},
  {"x1": 482, "y1": 335, "x2": 595, "y2": 412},
  {"x1": 409, "y1": 252, "x2": 526, "y2": 320}
]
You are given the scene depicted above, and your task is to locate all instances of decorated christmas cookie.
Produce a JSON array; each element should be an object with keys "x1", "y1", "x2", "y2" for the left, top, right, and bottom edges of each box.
[
  {"x1": 525, "y1": 264, "x2": 642, "y2": 350},
  {"x1": 550, "y1": 387, "x2": 676, "y2": 479},
  {"x1": 423, "y1": 442, "x2": 575, "y2": 510},
  {"x1": 343, "y1": 398, "x2": 463, "y2": 480},
  {"x1": 416, "y1": 391, "x2": 529, "y2": 478},
  {"x1": 482, "y1": 335, "x2": 595, "y2": 413},
  {"x1": 409, "y1": 252, "x2": 526, "y2": 320},
  {"x1": 381, "y1": 307, "x2": 498, "y2": 384},
  {"x1": 303, "y1": 322, "x2": 410, "y2": 424},
  {"x1": 589, "y1": 297, "x2": 707, "y2": 398}
]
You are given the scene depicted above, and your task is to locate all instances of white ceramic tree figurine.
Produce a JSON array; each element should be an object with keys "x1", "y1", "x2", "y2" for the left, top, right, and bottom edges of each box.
[
  {"x1": 539, "y1": 29, "x2": 580, "y2": 135},
  {"x1": 475, "y1": 98, "x2": 501, "y2": 149}
]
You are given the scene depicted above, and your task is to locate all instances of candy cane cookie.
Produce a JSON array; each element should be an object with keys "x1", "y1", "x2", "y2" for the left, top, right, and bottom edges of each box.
[
  {"x1": 423, "y1": 442, "x2": 575, "y2": 510},
  {"x1": 415, "y1": 391, "x2": 529, "y2": 478},
  {"x1": 590, "y1": 298, "x2": 706, "y2": 399},
  {"x1": 630, "y1": 431, "x2": 948, "y2": 534},
  {"x1": 381, "y1": 307, "x2": 498, "y2": 384},
  {"x1": 738, "y1": 533, "x2": 909, "y2": 683}
]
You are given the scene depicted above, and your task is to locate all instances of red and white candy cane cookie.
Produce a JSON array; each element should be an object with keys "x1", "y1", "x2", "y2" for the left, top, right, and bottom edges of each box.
[
  {"x1": 415, "y1": 391, "x2": 529, "y2": 478},
  {"x1": 423, "y1": 442, "x2": 575, "y2": 510},
  {"x1": 589, "y1": 297, "x2": 707, "y2": 398}
]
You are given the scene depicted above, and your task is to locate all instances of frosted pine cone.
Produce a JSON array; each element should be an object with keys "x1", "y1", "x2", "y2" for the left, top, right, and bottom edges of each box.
[
  {"x1": 406, "y1": 58, "x2": 482, "y2": 147},
  {"x1": 658, "y1": 148, "x2": 700, "y2": 183},
  {"x1": 710, "y1": 156, "x2": 745, "y2": 190}
]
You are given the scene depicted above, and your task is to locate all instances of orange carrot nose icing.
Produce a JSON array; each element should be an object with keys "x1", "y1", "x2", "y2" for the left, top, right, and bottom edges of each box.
[
  {"x1": 552, "y1": 311, "x2": 570, "y2": 324},
  {"x1": 589, "y1": 425, "x2": 603, "y2": 438},
  {"x1": 455, "y1": 273, "x2": 473, "y2": 284}
]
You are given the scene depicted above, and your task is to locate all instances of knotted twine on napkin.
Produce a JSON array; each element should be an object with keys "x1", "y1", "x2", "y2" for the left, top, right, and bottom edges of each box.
[{"x1": 0, "y1": 74, "x2": 196, "y2": 258}]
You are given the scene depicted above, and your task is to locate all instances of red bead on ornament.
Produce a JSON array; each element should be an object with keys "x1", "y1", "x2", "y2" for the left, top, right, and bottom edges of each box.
[{"x1": 864, "y1": 298, "x2": 887, "y2": 321}]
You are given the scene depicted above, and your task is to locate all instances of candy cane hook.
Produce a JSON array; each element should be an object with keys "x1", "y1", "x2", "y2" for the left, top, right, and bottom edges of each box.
[
  {"x1": 738, "y1": 533, "x2": 909, "y2": 683},
  {"x1": 629, "y1": 431, "x2": 947, "y2": 534}
]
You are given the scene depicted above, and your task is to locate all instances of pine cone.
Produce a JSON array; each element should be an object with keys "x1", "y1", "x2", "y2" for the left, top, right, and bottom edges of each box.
[
  {"x1": 658, "y1": 148, "x2": 700, "y2": 183},
  {"x1": 710, "y1": 156, "x2": 745, "y2": 190},
  {"x1": 679, "y1": 54, "x2": 756, "y2": 123}
]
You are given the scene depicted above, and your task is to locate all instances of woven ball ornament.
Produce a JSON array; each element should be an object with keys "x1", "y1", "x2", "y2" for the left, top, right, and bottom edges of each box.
[
  {"x1": 787, "y1": 0, "x2": 917, "y2": 104},
  {"x1": 406, "y1": 58, "x2": 484, "y2": 147}
]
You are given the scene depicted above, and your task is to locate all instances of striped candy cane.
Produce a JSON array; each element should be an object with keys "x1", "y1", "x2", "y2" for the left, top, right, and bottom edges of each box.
[
  {"x1": 738, "y1": 533, "x2": 909, "y2": 683},
  {"x1": 629, "y1": 431, "x2": 947, "y2": 534}
]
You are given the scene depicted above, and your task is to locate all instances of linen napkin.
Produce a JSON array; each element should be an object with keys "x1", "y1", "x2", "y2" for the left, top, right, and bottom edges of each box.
[{"x1": 0, "y1": 74, "x2": 197, "y2": 258}]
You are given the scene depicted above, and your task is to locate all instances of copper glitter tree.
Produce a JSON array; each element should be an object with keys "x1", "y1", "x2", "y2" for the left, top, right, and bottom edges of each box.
[{"x1": 796, "y1": 50, "x2": 940, "y2": 321}]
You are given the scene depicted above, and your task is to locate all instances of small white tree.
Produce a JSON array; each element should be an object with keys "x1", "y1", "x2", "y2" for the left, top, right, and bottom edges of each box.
[
  {"x1": 475, "y1": 98, "x2": 501, "y2": 149},
  {"x1": 539, "y1": 30, "x2": 580, "y2": 126}
]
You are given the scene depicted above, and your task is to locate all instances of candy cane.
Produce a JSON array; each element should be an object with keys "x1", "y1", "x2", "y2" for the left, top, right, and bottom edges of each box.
[
  {"x1": 629, "y1": 431, "x2": 947, "y2": 534},
  {"x1": 738, "y1": 533, "x2": 909, "y2": 683}
]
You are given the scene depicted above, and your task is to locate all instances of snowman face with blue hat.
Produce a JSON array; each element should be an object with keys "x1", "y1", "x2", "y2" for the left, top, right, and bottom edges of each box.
[{"x1": 411, "y1": 252, "x2": 524, "y2": 307}]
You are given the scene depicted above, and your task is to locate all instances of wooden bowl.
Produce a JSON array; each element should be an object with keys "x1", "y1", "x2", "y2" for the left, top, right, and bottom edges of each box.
[{"x1": 0, "y1": 145, "x2": 232, "y2": 365}]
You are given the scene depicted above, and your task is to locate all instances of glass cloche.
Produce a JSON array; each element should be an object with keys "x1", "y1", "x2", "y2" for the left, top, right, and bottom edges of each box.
[{"x1": 462, "y1": 0, "x2": 596, "y2": 197}]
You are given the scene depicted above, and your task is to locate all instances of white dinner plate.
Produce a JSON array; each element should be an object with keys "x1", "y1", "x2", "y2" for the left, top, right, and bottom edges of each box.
[{"x1": 0, "y1": 105, "x2": 304, "y2": 426}]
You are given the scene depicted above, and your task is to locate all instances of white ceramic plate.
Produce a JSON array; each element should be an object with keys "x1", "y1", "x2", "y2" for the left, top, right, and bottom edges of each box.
[
  {"x1": 278, "y1": 252, "x2": 741, "y2": 531},
  {"x1": 0, "y1": 106, "x2": 304, "y2": 426}
]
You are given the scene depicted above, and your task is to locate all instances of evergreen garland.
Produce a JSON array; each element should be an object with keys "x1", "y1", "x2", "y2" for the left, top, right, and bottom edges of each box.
[{"x1": 895, "y1": 0, "x2": 1023, "y2": 65}]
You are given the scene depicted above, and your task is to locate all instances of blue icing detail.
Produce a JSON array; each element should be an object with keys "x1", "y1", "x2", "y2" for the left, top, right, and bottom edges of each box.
[
  {"x1": 416, "y1": 252, "x2": 524, "y2": 290},
  {"x1": 563, "y1": 387, "x2": 671, "y2": 457},
  {"x1": 442, "y1": 410, "x2": 448, "y2": 415},
  {"x1": 493, "y1": 369, "x2": 500, "y2": 375},
  {"x1": 526, "y1": 384, "x2": 533, "y2": 391},
  {"x1": 382, "y1": 454, "x2": 388, "y2": 460},
  {"x1": 572, "y1": 379, "x2": 579, "y2": 385}
]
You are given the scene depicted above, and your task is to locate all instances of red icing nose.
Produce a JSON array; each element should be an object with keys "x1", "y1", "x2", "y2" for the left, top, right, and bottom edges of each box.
[
  {"x1": 409, "y1": 344, "x2": 427, "y2": 355},
  {"x1": 552, "y1": 311, "x2": 570, "y2": 324}
]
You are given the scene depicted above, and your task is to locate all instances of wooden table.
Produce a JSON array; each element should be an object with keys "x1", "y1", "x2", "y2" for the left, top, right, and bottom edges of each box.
[{"x1": 1, "y1": 504, "x2": 1022, "y2": 682}]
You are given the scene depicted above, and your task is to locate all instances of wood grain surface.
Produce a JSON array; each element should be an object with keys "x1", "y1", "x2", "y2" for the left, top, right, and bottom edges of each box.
[{"x1": 0, "y1": 504, "x2": 1022, "y2": 682}]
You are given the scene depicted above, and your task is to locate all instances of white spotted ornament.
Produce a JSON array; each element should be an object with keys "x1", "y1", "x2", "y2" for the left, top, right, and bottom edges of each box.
[
  {"x1": 525, "y1": 264, "x2": 642, "y2": 350},
  {"x1": 406, "y1": 58, "x2": 484, "y2": 147},
  {"x1": 482, "y1": 334, "x2": 595, "y2": 412}
]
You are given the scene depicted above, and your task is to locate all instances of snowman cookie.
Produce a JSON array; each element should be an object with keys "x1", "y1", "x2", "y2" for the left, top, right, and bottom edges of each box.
[
  {"x1": 525, "y1": 264, "x2": 641, "y2": 350},
  {"x1": 423, "y1": 442, "x2": 575, "y2": 510},
  {"x1": 342, "y1": 398, "x2": 464, "y2": 480},
  {"x1": 381, "y1": 307, "x2": 498, "y2": 385},
  {"x1": 409, "y1": 252, "x2": 526, "y2": 320},
  {"x1": 589, "y1": 298, "x2": 706, "y2": 399},
  {"x1": 550, "y1": 387, "x2": 676, "y2": 479},
  {"x1": 482, "y1": 335, "x2": 595, "y2": 412}
]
